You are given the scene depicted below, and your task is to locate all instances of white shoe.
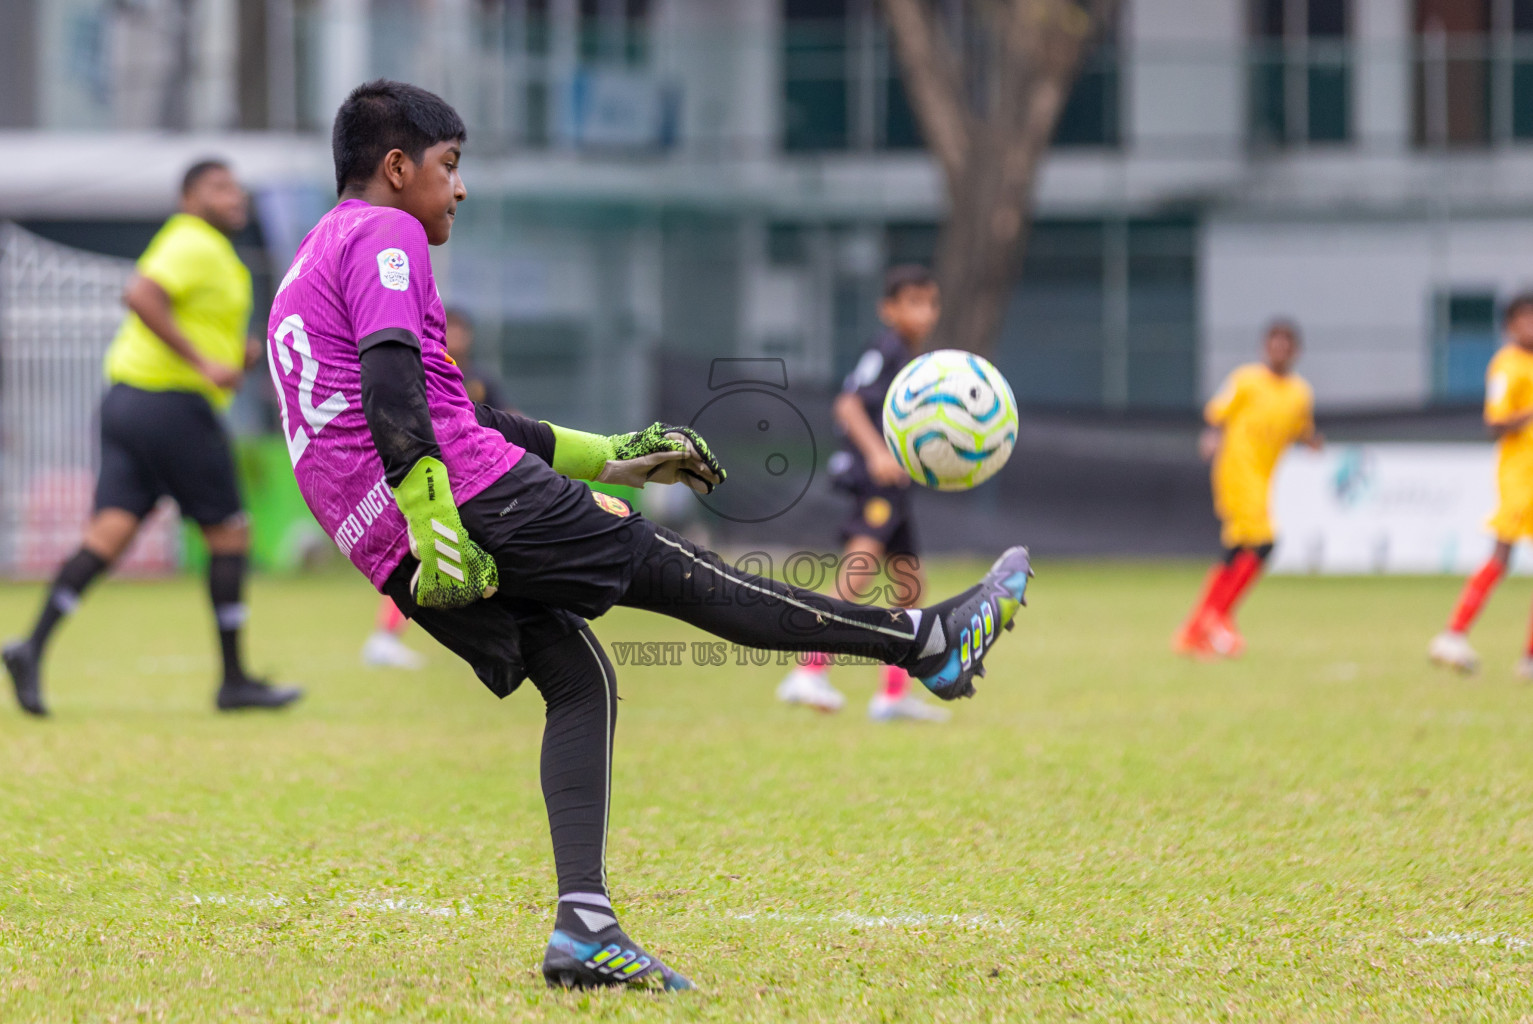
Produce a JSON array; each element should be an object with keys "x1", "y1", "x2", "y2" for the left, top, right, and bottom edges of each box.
[
  {"x1": 775, "y1": 668, "x2": 844, "y2": 712},
  {"x1": 361, "y1": 631, "x2": 426, "y2": 670},
  {"x1": 867, "y1": 692, "x2": 951, "y2": 723},
  {"x1": 1428, "y1": 631, "x2": 1479, "y2": 674},
  {"x1": 1517, "y1": 656, "x2": 1533, "y2": 681}
]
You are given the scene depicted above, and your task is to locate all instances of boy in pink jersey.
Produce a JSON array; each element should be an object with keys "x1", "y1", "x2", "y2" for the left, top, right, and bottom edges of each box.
[{"x1": 273, "y1": 80, "x2": 1033, "y2": 990}]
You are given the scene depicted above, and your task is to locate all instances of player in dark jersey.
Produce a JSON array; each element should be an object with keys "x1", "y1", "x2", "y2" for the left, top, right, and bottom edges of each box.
[
  {"x1": 275, "y1": 80, "x2": 1031, "y2": 991},
  {"x1": 776, "y1": 265, "x2": 948, "y2": 722}
]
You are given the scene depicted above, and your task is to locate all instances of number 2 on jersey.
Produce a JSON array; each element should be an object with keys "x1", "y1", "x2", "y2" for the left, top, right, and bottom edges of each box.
[{"x1": 268, "y1": 313, "x2": 349, "y2": 466}]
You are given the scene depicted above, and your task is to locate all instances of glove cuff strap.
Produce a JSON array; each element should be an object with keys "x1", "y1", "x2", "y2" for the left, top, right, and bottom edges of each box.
[{"x1": 392, "y1": 455, "x2": 456, "y2": 509}]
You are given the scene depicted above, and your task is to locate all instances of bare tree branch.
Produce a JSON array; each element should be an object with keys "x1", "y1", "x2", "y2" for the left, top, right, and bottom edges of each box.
[
  {"x1": 879, "y1": 0, "x2": 971, "y2": 187},
  {"x1": 882, "y1": 0, "x2": 1120, "y2": 355}
]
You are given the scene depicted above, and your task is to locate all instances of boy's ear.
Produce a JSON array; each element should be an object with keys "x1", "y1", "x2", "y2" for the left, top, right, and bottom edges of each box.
[{"x1": 381, "y1": 148, "x2": 410, "y2": 190}]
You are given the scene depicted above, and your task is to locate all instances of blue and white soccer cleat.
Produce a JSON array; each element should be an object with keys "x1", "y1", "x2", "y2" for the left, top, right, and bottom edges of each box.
[
  {"x1": 913, "y1": 546, "x2": 1031, "y2": 701},
  {"x1": 542, "y1": 927, "x2": 693, "y2": 992}
]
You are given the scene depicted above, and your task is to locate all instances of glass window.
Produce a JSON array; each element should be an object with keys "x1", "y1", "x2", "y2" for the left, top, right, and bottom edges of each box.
[
  {"x1": 1054, "y1": 45, "x2": 1120, "y2": 147},
  {"x1": 884, "y1": 72, "x2": 923, "y2": 150},
  {"x1": 1414, "y1": 0, "x2": 1490, "y2": 146},
  {"x1": 789, "y1": 1, "x2": 1118, "y2": 154},
  {"x1": 1125, "y1": 220, "x2": 1198, "y2": 410},
  {"x1": 1511, "y1": 0, "x2": 1533, "y2": 138},
  {"x1": 999, "y1": 223, "x2": 1107, "y2": 409},
  {"x1": 1249, "y1": 0, "x2": 1353, "y2": 146},
  {"x1": 1433, "y1": 291, "x2": 1498, "y2": 402},
  {"x1": 578, "y1": 0, "x2": 648, "y2": 65},
  {"x1": 783, "y1": 0, "x2": 850, "y2": 151}
]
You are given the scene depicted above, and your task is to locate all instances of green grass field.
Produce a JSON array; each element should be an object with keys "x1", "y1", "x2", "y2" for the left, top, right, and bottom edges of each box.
[{"x1": 2, "y1": 560, "x2": 1533, "y2": 1022}]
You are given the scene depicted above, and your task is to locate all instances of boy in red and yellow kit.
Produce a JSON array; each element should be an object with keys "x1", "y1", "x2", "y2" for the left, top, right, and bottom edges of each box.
[
  {"x1": 1176, "y1": 320, "x2": 1320, "y2": 658},
  {"x1": 1429, "y1": 294, "x2": 1533, "y2": 676}
]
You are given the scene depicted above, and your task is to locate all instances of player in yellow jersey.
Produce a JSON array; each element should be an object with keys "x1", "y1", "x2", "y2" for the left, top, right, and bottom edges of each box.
[
  {"x1": 1429, "y1": 294, "x2": 1533, "y2": 676},
  {"x1": 2, "y1": 160, "x2": 300, "y2": 716},
  {"x1": 1175, "y1": 320, "x2": 1320, "y2": 658}
]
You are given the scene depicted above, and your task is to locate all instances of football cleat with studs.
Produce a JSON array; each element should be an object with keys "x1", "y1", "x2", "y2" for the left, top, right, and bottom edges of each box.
[
  {"x1": 913, "y1": 546, "x2": 1031, "y2": 700},
  {"x1": 542, "y1": 927, "x2": 692, "y2": 992}
]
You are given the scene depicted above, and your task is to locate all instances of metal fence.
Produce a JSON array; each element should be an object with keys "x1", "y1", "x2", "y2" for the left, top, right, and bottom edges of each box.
[{"x1": 0, "y1": 224, "x2": 179, "y2": 577}]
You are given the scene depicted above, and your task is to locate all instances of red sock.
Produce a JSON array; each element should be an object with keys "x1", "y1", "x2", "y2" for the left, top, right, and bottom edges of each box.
[
  {"x1": 1449, "y1": 558, "x2": 1505, "y2": 633},
  {"x1": 881, "y1": 664, "x2": 909, "y2": 699},
  {"x1": 1211, "y1": 550, "x2": 1263, "y2": 619},
  {"x1": 1180, "y1": 564, "x2": 1230, "y2": 635},
  {"x1": 377, "y1": 598, "x2": 407, "y2": 635},
  {"x1": 801, "y1": 651, "x2": 830, "y2": 672}
]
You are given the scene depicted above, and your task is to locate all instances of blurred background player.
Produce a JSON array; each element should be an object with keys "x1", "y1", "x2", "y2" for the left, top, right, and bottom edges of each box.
[
  {"x1": 776, "y1": 264, "x2": 949, "y2": 722},
  {"x1": 361, "y1": 309, "x2": 504, "y2": 669},
  {"x1": 2, "y1": 160, "x2": 301, "y2": 715},
  {"x1": 1429, "y1": 294, "x2": 1533, "y2": 676},
  {"x1": 1175, "y1": 320, "x2": 1319, "y2": 659}
]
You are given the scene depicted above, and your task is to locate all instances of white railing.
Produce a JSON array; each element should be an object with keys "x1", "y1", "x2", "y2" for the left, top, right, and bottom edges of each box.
[{"x1": 0, "y1": 224, "x2": 180, "y2": 578}]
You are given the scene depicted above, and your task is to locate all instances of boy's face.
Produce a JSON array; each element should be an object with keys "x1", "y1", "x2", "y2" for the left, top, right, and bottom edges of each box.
[
  {"x1": 1264, "y1": 329, "x2": 1300, "y2": 374},
  {"x1": 1508, "y1": 307, "x2": 1533, "y2": 349},
  {"x1": 398, "y1": 139, "x2": 466, "y2": 245},
  {"x1": 880, "y1": 283, "x2": 940, "y2": 346}
]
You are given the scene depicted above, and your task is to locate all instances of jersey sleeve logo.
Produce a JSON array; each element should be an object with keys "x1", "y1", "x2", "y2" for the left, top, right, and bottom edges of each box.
[
  {"x1": 377, "y1": 248, "x2": 410, "y2": 291},
  {"x1": 848, "y1": 349, "x2": 884, "y2": 389},
  {"x1": 1488, "y1": 372, "x2": 1510, "y2": 404}
]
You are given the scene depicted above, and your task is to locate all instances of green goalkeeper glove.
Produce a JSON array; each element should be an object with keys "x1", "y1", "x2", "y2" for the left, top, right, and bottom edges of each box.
[
  {"x1": 546, "y1": 422, "x2": 727, "y2": 494},
  {"x1": 392, "y1": 457, "x2": 499, "y2": 609}
]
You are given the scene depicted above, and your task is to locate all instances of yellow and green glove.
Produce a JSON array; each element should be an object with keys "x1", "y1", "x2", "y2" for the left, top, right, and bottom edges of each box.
[
  {"x1": 392, "y1": 456, "x2": 499, "y2": 609},
  {"x1": 546, "y1": 422, "x2": 726, "y2": 494}
]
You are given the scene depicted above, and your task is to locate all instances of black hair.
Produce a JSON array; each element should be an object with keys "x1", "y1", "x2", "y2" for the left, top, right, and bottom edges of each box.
[
  {"x1": 1265, "y1": 318, "x2": 1302, "y2": 344},
  {"x1": 1506, "y1": 293, "x2": 1533, "y2": 324},
  {"x1": 331, "y1": 79, "x2": 467, "y2": 196},
  {"x1": 181, "y1": 159, "x2": 230, "y2": 196},
  {"x1": 883, "y1": 263, "x2": 936, "y2": 300}
]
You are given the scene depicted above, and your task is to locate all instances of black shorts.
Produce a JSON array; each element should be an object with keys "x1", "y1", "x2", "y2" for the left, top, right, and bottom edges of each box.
[
  {"x1": 94, "y1": 383, "x2": 244, "y2": 526},
  {"x1": 839, "y1": 482, "x2": 918, "y2": 557},
  {"x1": 383, "y1": 455, "x2": 658, "y2": 698}
]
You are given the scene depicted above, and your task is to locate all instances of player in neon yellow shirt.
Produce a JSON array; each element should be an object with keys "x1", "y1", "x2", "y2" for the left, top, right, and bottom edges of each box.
[
  {"x1": 1175, "y1": 321, "x2": 1320, "y2": 658},
  {"x1": 3, "y1": 160, "x2": 300, "y2": 716}
]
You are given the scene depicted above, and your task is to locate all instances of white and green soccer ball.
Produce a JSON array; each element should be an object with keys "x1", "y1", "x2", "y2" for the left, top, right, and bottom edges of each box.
[{"x1": 882, "y1": 349, "x2": 1018, "y2": 491}]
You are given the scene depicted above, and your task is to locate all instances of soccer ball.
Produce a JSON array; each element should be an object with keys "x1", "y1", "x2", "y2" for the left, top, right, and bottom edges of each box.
[{"x1": 882, "y1": 349, "x2": 1018, "y2": 491}]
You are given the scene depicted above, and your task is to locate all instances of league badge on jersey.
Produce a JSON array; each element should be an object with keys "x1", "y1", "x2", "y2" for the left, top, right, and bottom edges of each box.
[
  {"x1": 377, "y1": 248, "x2": 410, "y2": 291},
  {"x1": 592, "y1": 491, "x2": 631, "y2": 518}
]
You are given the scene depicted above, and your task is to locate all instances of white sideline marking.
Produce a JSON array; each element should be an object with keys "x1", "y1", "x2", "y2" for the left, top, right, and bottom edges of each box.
[
  {"x1": 184, "y1": 895, "x2": 1010, "y2": 931},
  {"x1": 188, "y1": 893, "x2": 474, "y2": 918},
  {"x1": 728, "y1": 911, "x2": 1012, "y2": 931},
  {"x1": 1410, "y1": 932, "x2": 1533, "y2": 951}
]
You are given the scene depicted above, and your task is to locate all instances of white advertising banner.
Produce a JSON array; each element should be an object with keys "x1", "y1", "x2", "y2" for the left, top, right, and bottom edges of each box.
[{"x1": 1269, "y1": 443, "x2": 1513, "y2": 575}]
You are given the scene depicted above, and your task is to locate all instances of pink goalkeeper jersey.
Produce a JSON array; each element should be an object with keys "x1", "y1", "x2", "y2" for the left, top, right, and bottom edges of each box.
[{"x1": 267, "y1": 199, "x2": 523, "y2": 589}]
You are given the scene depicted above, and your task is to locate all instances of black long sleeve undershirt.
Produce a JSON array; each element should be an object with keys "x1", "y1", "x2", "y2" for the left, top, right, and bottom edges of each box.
[
  {"x1": 359, "y1": 333, "x2": 440, "y2": 488},
  {"x1": 474, "y1": 404, "x2": 555, "y2": 464},
  {"x1": 359, "y1": 330, "x2": 557, "y2": 487}
]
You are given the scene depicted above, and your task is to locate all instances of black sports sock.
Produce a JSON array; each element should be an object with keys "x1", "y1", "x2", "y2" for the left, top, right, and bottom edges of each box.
[
  {"x1": 525, "y1": 627, "x2": 616, "y2": 898},
  {"x1": 902, "y1": 584, "x2": 983, "y2": 675},
  {"x1": 208, "y1": 553, "x2": 249, "y2": 684},
  {"x1": 26, "y1": 548, "x2": 108, "y2": 654},
  {"x1": 620, "y1": 527, "x2": 933, "y2": 665},
  {"x1": 554, "y1": 893, "x2": 618, "y2": 936}
]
